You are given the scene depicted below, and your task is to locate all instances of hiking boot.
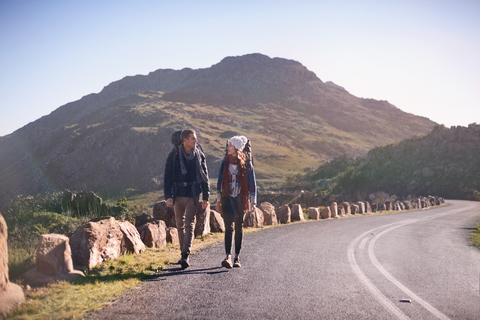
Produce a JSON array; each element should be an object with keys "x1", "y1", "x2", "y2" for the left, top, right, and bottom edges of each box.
[
  {"x1": 222, "y1": 257, "x2": 233, "y2": 269},
  {"x1": 233, "y1": 258, "x2": 241, "y2": 268},
  {"x1": 180, "y1": 253, "x2": 190, "y2": 269}
]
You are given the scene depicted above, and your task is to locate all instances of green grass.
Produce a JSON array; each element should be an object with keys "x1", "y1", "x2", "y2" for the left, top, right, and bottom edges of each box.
[{"x1": 471, "y1": 221, "x2": 480, "y2": 250}]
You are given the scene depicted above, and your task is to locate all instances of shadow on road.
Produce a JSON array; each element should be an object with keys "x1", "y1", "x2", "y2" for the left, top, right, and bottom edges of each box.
[{"x1": 146, "y1": 266, "x2": 228, "y2": 281}]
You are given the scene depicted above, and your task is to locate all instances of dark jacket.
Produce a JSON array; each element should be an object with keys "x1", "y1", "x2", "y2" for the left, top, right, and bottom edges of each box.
[{"x1": 164, "y1": 146, "x2": 209, "y2": 202}]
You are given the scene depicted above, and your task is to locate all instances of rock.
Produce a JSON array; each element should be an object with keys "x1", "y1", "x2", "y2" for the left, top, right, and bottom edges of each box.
[
  {"x1": 351, "y1": 204, "x2": 359, "y2": 215},
  {"x1": 276, "y1": 205, "x2": 291, "y2": 224},
  {"x1": 166, "y1": 227, "x2": 179, "y2": 244},
  {"x1": 210, "y1": 210, "x2": 225, "y2": 233},
  {"x1": 371, "y1": 203, "x2": 378, "y2": 212},
  {"x1": 291, "y1": 204, "x2": 305, "y2": 222},
  {"x1": 194, "y1": 202, "x2": 210, "y2": 237},
  {"x1": 119, "y1": 221, "x2": 146, "y2": 254},
  {"x1": 0, "y1": 214, "x2": 8, "y2": 291},
  {"x1": 357, "y1": 201, "x2": 365, "y2": 214},
  {"x1": 341, "y1": 202, "x2": 351, "y2": 215},
  {"x1": 403, "y1": 201, "x2": 412, "y2": 210},
  {"x1": 244, "y1": 207, "x2": 264, "y2": 228},
  {"x1": 0, "y1": 213, "x2": 25, "y2": 315},
  {"x1": 330, "y1": 202, "x2": 338, "y2": 218},
  {"x1": 0, "y1": 282, "x2": 26, "y2": 315},
  {"x1": 36, "y1": 234, "x2": 74, "y2": 275},
  {"x1": 365, "y1": 201, "x2": 372, "y2": 213},
  {"x1": 260, "y1": 202, "x2": 277, "y2": 225},
  {"x1": 379, "y1": 203, "x2": 386, "y2": 211},
  {"x1": 417, "y1": 198, "x2": 422, "y2": 208},
  {"x1": 385, "y1": 202, "x2": 392, "y2": 211},
  {"x1": 338, "y1": 205, "x2": 346, "y2": 217},
  {"x1": 135, "y1": 212, "x2": 153, "y2": 228},
  {"x1": 70, "y1": 217, "x2": 124, "y2": 270},
  {"x1": 308, "y1": 207, "x2": 320, "y2": 220},
  {"x1": 320, "y1": 206, "x2": 331, "y2": 219},
  {"x1": 137, "y1": 220, "x2": 167, "y2": 248},
  {"x1": 153, "y1": 201, "x2": 176, "y2": 228}
]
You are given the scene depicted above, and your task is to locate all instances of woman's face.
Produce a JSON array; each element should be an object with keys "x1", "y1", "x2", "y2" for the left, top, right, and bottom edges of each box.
[{"x1": 227, "y1": 142, "x2": 237, "y2": 156}]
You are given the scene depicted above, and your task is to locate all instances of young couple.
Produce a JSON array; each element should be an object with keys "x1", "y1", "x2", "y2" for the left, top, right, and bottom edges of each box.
[{"x1": 164, "y1": 129, "x2": 256, "y2": 269}]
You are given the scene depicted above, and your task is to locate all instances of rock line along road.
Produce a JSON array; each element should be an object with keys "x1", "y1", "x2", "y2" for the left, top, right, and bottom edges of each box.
[{"x1": 88, "y1": 200, "x2": 480, "y2": 319}]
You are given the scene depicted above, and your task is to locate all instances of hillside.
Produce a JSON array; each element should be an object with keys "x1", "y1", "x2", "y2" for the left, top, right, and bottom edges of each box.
[
  {"x1": 300, "y1": 124, "x2": 480, "y2": 200},
  {"x1": 0, "y1": 53, "x2": 436, "y2": 208}
]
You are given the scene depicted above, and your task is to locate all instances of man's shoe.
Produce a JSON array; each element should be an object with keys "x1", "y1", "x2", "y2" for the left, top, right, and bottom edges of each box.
[
  {"x1": 180, "y1": 253, "x2": 190, "y2": 269},
  {"x1": 222, "y1": 257, "x2": 233, "y2": 269},
  {"x1": 233, "y1": 258, "x2": 241, "y2": 268}
]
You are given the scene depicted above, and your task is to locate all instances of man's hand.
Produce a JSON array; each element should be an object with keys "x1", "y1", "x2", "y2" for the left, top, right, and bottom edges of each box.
[
  {"x1": 202, "y1": 200, "x2": 208, "y2": 209},
  {"x1": 216, "y1": 201, "x2": 222, "y2": 213},
  {"x1": 249, "y1": 203, "x2": 256, "y2": 212},
  {"x1": 166, "y1": 198, "x2": 174, "y2": 208}
]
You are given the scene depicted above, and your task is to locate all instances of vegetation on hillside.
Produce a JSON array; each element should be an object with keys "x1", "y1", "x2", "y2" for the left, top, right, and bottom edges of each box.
[{"x1": 288, "y1": 124, "x2": 480, "y2": 202}]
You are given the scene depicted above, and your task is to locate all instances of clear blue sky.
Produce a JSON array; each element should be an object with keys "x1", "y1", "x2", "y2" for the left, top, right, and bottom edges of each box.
[{"x1": 1, "y1": 0, "x2": 479, "y2": 137}]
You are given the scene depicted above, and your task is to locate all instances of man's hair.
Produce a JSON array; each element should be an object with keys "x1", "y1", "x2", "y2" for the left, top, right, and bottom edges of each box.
[{"x1": 181, "y1": 129, "x2": 195, "y2": 142}]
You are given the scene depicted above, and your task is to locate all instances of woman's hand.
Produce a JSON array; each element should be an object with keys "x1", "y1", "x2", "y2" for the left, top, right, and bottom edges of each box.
[{"x1": 249, "y1": 203, "x2": 256, "y2": 212}]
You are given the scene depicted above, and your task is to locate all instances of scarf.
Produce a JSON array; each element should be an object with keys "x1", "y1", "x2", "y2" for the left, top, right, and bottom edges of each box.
[
  {"x1": 222, "y1": 153, "x2": 249, "y2": 212},
  {"x1": 178, "y1": 144, "x2": 208, "y2": 183}
]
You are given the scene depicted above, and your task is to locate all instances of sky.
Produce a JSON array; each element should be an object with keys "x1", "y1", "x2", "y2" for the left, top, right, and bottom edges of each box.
[{"x1": 1, "y1": 0, "x2": 479, "y2": 137}]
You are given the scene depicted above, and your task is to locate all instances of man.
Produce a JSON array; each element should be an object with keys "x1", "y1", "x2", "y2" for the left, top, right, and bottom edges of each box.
[{"x1": 164, "y1": 129, "x2": 209, "y2": 269}]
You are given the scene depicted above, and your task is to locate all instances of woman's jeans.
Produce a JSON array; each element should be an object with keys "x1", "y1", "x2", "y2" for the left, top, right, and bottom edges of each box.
[{"x1": 222, "y1": 196, "x2": 245, "y2": 255}]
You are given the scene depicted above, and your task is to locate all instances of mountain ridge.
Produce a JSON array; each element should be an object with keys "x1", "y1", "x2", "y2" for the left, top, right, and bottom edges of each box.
[{"x1": 0, "y1": 53, "x2": 436, "y2": 208}]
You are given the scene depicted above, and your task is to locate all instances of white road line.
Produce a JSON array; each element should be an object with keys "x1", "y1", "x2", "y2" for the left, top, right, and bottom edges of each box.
[{"x1": 347, "y1": 204, "x2": 477, "y2": 320}]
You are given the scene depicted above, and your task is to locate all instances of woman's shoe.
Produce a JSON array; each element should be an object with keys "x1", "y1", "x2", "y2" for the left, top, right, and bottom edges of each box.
[
  {"x1": 233, "y1": 258, "x2": 241, "y2": 268},
  {"x1": 222, "y1": 257, "x2": 233, "y2": 268}
]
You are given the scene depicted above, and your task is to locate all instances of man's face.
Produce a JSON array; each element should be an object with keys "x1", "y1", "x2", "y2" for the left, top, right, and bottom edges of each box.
[{"x1": 183, "y1": 133, "x2": 197, "y2": 151}]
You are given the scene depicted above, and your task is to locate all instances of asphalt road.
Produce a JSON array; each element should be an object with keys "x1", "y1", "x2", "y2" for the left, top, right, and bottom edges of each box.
[{"x1": 87, "y1": 200, "x2": 480, "y2": 319}]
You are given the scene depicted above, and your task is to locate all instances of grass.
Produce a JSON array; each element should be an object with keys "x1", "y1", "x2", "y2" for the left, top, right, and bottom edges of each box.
[
  {"x1": 7, "y1": 202, "x2": 473, "y2": 320},
  {"x1": 471, "y1": 221, "x2": 480, "y2": 250}
]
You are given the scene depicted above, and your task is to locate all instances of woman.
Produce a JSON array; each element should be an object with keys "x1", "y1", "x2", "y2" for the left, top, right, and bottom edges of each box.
[{"x1": 216, "y1": 135, "x2": 257, "y2": 268}]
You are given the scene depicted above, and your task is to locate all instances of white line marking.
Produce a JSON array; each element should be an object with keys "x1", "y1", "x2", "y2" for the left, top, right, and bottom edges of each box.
[
  {"x1": 348, "y1": 204, "x2": 477, "y2": 320},
  {"x1": 359, "y1": 237, "x2": 369, "y2": 250}
]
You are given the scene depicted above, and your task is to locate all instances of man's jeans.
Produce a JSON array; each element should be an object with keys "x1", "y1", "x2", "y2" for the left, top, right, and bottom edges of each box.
[{"x1": 174, "y1": 197, "x2": 197, "y2": 254}]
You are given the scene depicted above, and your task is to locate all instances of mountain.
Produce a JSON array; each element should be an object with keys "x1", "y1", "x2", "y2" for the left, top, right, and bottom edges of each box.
[
  {"x1": 299, "y1": 124, "x2": 480, "y2": 200},
  {"x1": 0, "y1": 53, "x2": 436, "y2": 208}
]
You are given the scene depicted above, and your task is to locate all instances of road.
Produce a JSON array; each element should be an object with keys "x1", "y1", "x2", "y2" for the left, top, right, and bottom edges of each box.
[{"x1": 88, "y1": 200, "x2": 480, "y2": 319}]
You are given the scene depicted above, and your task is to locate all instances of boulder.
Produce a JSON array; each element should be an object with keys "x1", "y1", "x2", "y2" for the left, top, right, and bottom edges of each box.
[
  {"x1": 320, "y1": 206, "x2": 331, "y2": 219},
  {"x1": 403, "y1": 201, "x2": 412, "y2": 210},
  {"x1": 137, "y1": 220, "x2": 167, "y2": 248},
  {"x1": 371, "y1": 203, "x2": 378, "y2": 212},
  {"x1": 308, "y1": 207, "x2": 320, "y2": 220},
  {"x1": 209, "y1": 210, "x2": 225, "y2": 233},
  {"x1": 417, "y1": 198, "x2": 422, "y2": 209},
  {"x1": 385, "y1": 202, "x2": 392, "y2": 211},
  {"x1": 194, "y1": 202, "x2": 210, "y2": 237},
  {"x1": 260, "y1": 202, "x2": 277, "y2": 225},
  {"x1": 153, "y1": 201, "x2": 176, "y2": 228},
  {"x1": 357, "y1": 201, "x2": 365, "y2": 214},
  {"x1": 291, "y1": 204, "x2": 305, "y2": 222},
  {"x1": 379, "y1": 203, "x2": 387, "y2": 211},
  {"x1": 36, "y1": 234, "x2": 74, "y2": 275},
  {"x1": 135, "y1": 212, "x2": 153, "y2": 228},
  {"x1": 365, "y1": 201, "x2": 372, "y2": 213},
  {"x1": 330, "y1": 202, "x2": 338, "y2": 218},
  {"x1": 341, "y1": 202, "x2": 351, "y2": 215},
  {"x1": 70, "y1": 217, "x2": 124, "y2": 270},
  {"x1": 351, "y1": 204, "x2": 359, "y2": 215},
  {"x1": 0, "y1": 213, "x2": 25, "y2": 315},
  {"x1": 166, "y1": 227, "x2": 179, "y2": 244},
  {"x1": 338, "y1": 205, "x2": 346, "y2": 217},
  {"x1": 244, "y1": 207, "x2": 265, "y2": 228},
  {"x1": 276, "y1": 205, "x2": 291, "y2": 224},
  {"x1": 119, "y1": 221, "x2": 146, "y2": 254}
]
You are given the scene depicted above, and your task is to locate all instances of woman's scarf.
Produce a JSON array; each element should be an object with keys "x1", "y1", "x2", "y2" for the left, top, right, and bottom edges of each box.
[{"x1": 222, "y1": 153, "x2": 249, "y2": 212}]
